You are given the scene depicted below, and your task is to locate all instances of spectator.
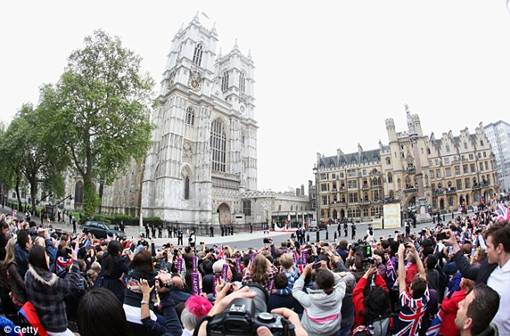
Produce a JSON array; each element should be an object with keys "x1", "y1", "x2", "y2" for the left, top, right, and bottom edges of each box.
[
  {"x1": 94, "y1": 240, "x2": 129, "y2": 303},
  {"x1": 180, "y1": 295, "x2": 212, "y2": 336},
  {"x1": 447, "y1": 223, "x2": 510, "y2": 335},
  {"x1": 0, "y1": 222, "x2": 10, "y2": 261},
  {"x1": 394, "y1": 243, "x2": 429, "y2": 336},
  {"x1": 292, "y1": 264, "x2": 352, "y2": 336},
  {"x1": 15, "y1": 229, "x2": 32, "y2": 278},
  {"x1": 454, "y1": 284, "x2": 500, "y2": 336},
  {"x1": 437, "y1": 278, "x2": 475, "y2": 336},
  {"x1": 352, "y1": 266, "x2": 390, "y2": 329},
  {"x1": 77, "y1": 288, "x2": 128, "y2": 336},
  {"x1": 24, "y1": 245, "x2": 84, "y2": 335},
  {"x1": 0, "y1": 237, "x2": 27, "y2": 312},
  {"x1": 268, "y1": 272, "x2": 302, "y2": 313},
  {"x1": 243, "y1": 254, "x2": 278, "y2": 293},
  {"x1": 275, "y1": 253, "x2": 299, "y2": 295}
]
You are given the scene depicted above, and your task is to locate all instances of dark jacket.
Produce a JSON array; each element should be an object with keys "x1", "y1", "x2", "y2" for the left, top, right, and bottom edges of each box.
[
  {"x1": 453, "y1": 250, "x2": 497, "y2": 284},
  {"x1": 14, "y1": 244, "x2": 29, "y2": 278},
  {"x1": 268, "y1": 293, "x2": 303, "y2": 314},
  {"x1": 4, "y1": 262, "x2": 26, "y2": 304},
  {"x1": 24, "y1": 264, "x2": 84, "y2": 332}
]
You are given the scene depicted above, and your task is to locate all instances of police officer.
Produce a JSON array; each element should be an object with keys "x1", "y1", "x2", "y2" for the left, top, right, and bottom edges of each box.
[
  {"x1": 177, "y1": 229, "x2": 183, "y2": 245},
  {"x1": 351, "y1": 222, "x2": 356, "y2": 240},
  {"x1": 343, "y1": 220, "x2": 348, "y2": 237},
  {"x1": 209, "y1": 225, "x2": 214, "y2": 237},
  {"x1": 221, "y1": 225, "x2": 225, "y2": 236}
]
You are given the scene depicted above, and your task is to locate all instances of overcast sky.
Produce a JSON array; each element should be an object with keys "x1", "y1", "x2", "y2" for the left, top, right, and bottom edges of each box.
[{"x1": 1, "y1": 1, "x2": 510, "y2": 193}]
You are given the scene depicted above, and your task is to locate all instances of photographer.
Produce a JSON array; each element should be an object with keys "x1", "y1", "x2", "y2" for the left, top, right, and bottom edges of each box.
[
  {"x1": 352, "y1": 265, "x2": 390, "y2": 330},
  {"x1": 292, "y1": 263, "x2": 353, "y2": 336},
  {"x1": 197, "y1": 283, "x2": 308, "y2": 336}
]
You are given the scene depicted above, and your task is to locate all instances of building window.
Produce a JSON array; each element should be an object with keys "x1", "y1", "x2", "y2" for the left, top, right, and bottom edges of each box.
[
  {"x1": 242, "y1": 200, "x2": 251, "y2": 216},
  {"x1": 470, "y1": 163, "x2": 476, "y2": 173},
  {"x1": 484, "y1": 161, "x2": 489, "y2": 171},
  {"x1": 387, "y1": 172, "x2": 393, "y2": 183},
  {"x1": 479, "y1": 162, "x2": 483, "y2": 171},
  {"x1": 386, "y1": 157, "x2": 391, "y2": 165},
  {"x1": 445, "y1": 167, "x2": 451, "y2": 177},
  {"x1": 464, "y1": 142, "x2": 467, "y2": 149},
  {"x1": 349, "y1": 193, "x2": 358, "y2": 203},
  {"x1": 222, "y1": 71, "x2": 229, "y2": 92},
  {"x1": 192, "y1": 43, "x2": 203, "y2": 66},
  {"x1": 210, "y1": 119, "x2": 226, "y2": 172},
  {"x1": 363, "y1": 208, "x2": 369, "y2": 217},
  {"x1": 446, "y1": 145, "x2": 450, "y2": 152},
  {"x1": 469, "y1": 153, "x2": 474, "y2": 160},
  {"x1": 456, "y1": 179, "x2": 462, "y2": 190},
  {"x1": 348, "y1": 180, "x2": 358, "y2": 189},
  {"x1": 455, "y1": 166, "x2": 460, "y2": 175},
  {"x1": 483, "y1": 151, "x2": 487, "y2": 158},
  {"x1": 239, "y1": 72, "x2": 246, "y2": 94},
  {"x1": 436, "y1": 169, "x2": 441, "y2": 178},
  {"x1": 185, "y1": 107, "x2": 195, "y2": 126},
  {"x1": 322, "y1": 196, "x2": 328, "y2": 205},
  {"x1": 464, "y1": 178, "x2": 470, "y2": 188},
  {"x1": 480, "y1": 140, "x2": 484, "y2": 146},
  {"x1": 427, "y1": 147, "x2": 431, "y2": 154},
  {"x1": 184, "y1": 176, "x2": 190, "y2": 200}
]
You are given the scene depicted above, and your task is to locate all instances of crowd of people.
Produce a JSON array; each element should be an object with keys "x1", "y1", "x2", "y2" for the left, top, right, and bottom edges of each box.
[{"x1": 0, "y1": 200, "x2": 508, "y2": 336}]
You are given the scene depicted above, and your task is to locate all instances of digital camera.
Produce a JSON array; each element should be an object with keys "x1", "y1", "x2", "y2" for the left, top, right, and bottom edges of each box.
[{"x1": 207, "y1": 284, "x2": 295, "y2": 336}]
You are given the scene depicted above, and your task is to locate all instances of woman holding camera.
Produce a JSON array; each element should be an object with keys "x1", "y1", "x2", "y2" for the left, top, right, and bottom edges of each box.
[
  {"x1": 94, "y1": 240, "x2": 129, "y2": 303},
  {"x1": 292, "y1": 263, "x2": 354, "y2": 336},
  {"x1": 352, "y1": 266, "x2": 390, "y2": 331}
]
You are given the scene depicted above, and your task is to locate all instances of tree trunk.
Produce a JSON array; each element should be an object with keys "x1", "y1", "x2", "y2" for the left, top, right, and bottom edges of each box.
[
  {"x1": 30, "y1": 177, "x2": 37, "y2": 217},
  {"x1": 15, "y1": 176, "x2": 22, "y2": 212},
  {"x1": 98, "y1": 181, "x2": 104, "y2": 214}
]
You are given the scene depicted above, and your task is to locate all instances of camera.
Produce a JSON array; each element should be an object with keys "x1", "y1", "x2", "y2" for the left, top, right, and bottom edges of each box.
[
  {"x1": 361, "y1": 257, "x2": 375, "y2": 265},
  {"x1": 207, "y1": 284, "x2": 295, "y2": 336},
  {"x1": 437, "y1": 231, "x2": 450, "y2": 241}
]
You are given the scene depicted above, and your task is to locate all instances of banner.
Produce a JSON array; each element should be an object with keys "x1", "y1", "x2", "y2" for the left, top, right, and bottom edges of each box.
[{"x1": 383, "y1": 203, "x2": 401, "y2": 229}]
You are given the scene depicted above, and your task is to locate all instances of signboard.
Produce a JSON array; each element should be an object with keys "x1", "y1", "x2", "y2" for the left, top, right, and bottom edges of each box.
[
  {"x1": 372, "y1": 216, "x2": 383, "y2": 229},
  {"x1": 383, "y1": 203, "x2": 401, "y2": 229}
]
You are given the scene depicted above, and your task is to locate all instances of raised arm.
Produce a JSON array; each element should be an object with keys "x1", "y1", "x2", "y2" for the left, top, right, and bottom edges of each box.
[{"x1": 397, "y1": 243, "x2": 406, "y2": 294}]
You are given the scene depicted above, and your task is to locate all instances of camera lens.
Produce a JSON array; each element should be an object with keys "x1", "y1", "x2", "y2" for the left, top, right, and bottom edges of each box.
[{"x1": 245, "y1": 283, "x2": 268, "y2": 314}]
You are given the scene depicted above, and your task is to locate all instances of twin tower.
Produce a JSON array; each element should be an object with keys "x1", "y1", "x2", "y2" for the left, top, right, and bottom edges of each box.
[{"x1": 141, "y1": 14, "x2": 258, "y2": 225}]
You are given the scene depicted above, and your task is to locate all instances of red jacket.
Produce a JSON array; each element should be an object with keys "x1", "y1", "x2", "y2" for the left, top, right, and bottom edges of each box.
[
  {"x1": 352, "y1": 274, "x2": 389, "y2": 328},
  {"x1": 439, "y1": 289, "x2": 468, "y2": 336}
]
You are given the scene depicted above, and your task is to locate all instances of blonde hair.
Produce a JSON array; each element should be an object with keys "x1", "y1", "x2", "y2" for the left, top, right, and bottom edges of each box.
[
  {"x1": 279, "y1": 253, "x2": 294, "y2": 269},
  {"x1": 4, "y1": 237, "x2": 17, "y2": 265},
  {"x1": 34, "y1": 236, "x2": 45, "y2": 247}
]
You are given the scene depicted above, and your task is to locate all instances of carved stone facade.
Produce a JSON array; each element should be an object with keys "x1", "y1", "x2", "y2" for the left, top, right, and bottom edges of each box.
[{"x1": 138, "y1": 14, "x2": 257, "y2": 225}]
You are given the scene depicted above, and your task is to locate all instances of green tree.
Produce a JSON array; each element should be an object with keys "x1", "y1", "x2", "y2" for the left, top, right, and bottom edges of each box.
[
  {"x1": 50, "y1": 30, "x2": 154, "y2": 218},
  {"x1": 0, "y1": 126, "x2": 24, "y2": 210},
  {"x1": 1, "y1": 103, "x2": 68, "y2": 214}
]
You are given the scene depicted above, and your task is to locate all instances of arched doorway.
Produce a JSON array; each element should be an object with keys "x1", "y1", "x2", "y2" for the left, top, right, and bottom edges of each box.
[
  {"x1": 340, "y1": 209, "x2": 345, "y2": 219},
  {"x1": 332, "y1": 209, "x2": 338, "y2": 219},
  {"x1": 74, "y1": 181, "x2": 84, "y2": 209},
  {"x1": 439, "y1": 198, "x2": 445, "y2": 210},
  {"x1": 218, "y1": 203, "x2": 231, "y2": 225}
]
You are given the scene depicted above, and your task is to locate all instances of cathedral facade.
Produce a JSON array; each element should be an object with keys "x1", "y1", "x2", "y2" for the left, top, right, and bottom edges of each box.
[{"x1": 140, "y1": 15, "x2": 258, "y2": 225}]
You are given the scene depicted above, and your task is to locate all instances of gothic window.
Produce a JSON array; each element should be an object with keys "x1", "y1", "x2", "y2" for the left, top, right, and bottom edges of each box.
[
  {"x1": 222, "y1": 71, "x2": 229, "y2": 92},
  {"x1": 387, "y1": 172, "x2": 393, "y2": 183},
  {"x1": 480, "y1": 140, "x2": 484, "y2": 146},
  {"x1": 210, "y1": 119, "x2": 226, "y2": 172},
  {"x1": 192, "y1": 43, "x2": 203, "y2": 66},
  {"x1": 184, "y1": 176, "x2": 190, "y2": 200},
  {"x1": 239, "y1": 72, "x2": 246, "y2": 94},
  {"x1": 386, "y1": 157, "x2": 391, "y2": 165},
  {"x1": 185, "y1": 107, "x2": 195, "y2": 126}
]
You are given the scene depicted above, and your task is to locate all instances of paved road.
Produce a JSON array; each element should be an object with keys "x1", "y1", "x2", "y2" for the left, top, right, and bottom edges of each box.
[{"x1": 0, "y1": 205, "x2": 452, "y2": 249}]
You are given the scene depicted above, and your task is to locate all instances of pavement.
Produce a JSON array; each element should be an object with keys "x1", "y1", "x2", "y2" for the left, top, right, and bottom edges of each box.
[{"x1": 0, "y1": 205, "x2": 461, "y2": 249}]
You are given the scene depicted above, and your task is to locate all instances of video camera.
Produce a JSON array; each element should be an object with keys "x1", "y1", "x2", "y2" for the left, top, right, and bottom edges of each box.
[{"x1": 207, "y1": 284, "x2": 295, "y2": 336}]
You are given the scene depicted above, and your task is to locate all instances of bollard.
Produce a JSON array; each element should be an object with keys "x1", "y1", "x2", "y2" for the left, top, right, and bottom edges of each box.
[
  {"x1": 326, "y1": 230, "x2": 329, "y2": 241},
  {"x1": 334, "y1": 231, "x2": 337, "y2": 241}
]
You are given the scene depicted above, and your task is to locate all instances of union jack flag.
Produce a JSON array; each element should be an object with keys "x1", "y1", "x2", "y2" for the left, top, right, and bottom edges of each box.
[
  {"x1": 496, "y1": 202, "x2": 510, "y2": 222},
  {"x1": 394, "y1": 288, "x2": 429, "y2": 336}
]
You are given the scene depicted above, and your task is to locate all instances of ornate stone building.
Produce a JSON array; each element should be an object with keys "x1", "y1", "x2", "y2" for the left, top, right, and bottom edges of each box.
[
  {"x1": 314, "y1": 107, "x2": 499, "y2": 222},
  {"x1": 139, "y1": 14, "x2": 258, "y2": 225}
]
